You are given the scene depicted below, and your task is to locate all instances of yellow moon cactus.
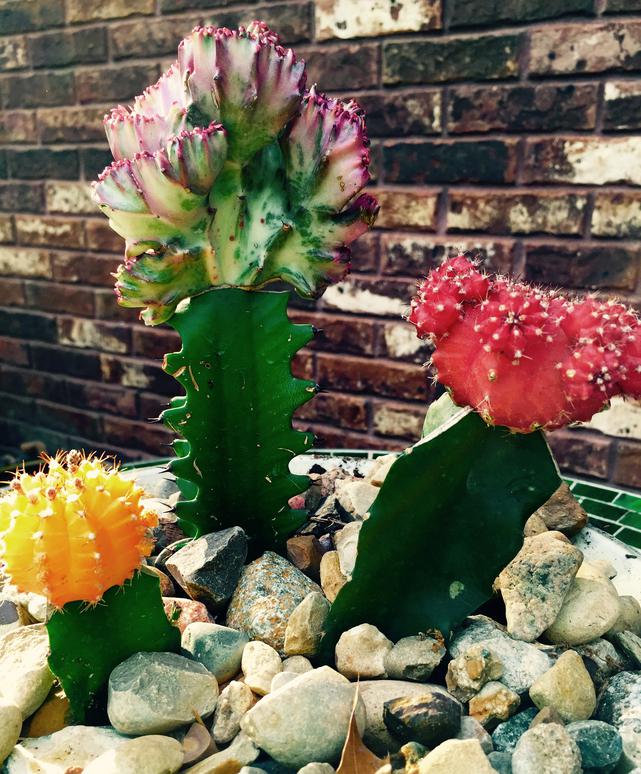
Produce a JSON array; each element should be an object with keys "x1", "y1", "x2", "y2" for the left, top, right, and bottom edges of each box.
[{"x1": 0, "y1": 451, "x2": 158, "y2": 607}]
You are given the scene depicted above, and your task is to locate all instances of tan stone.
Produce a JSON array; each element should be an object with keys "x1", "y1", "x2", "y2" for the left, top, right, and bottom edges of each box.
[
  {"x1": 284, "y1": 592, "x2": 330, "y2": 658},
  {"x1": 609, "y1": 595, "x2": 641, "y2": 636},
  {"x1": 529, "y1": 650, "x2": 596, "y2": 722},
  {"x1": 24, "y1": 687, "x2": 70, "y2": 738},
  {"x1": 418, "y1": 739, "x2": 494, "y2": 773},
  {"x1": 320, "y1": 551, "x2": 347, "y2": 603},
  {"x1": 286, "y1": 536, "x2": 323, "y2": 581},
  {"x1": 532, "y1": 483, "x2": 588, "y2": 536},
  {"x1": 468, "y1": 681, "x2": 520, "y2": 728},
  {"x1": 446, "y1": 644, "x2": 503, "y2": 703}
]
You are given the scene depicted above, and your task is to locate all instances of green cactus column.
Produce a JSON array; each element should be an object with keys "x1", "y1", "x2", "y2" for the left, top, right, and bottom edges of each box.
[{"x1": 162, "y1": 288, "x2": 316, "y2": 552}]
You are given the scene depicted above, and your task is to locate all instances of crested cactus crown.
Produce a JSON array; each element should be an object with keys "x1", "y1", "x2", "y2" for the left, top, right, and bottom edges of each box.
[
  {"x1": 0, "y1": 451, "x2": 158, "y2": 607},
  {"x1": 93, "y1": 22, "x2": 378, "y2": 324},
  {"x1": 409, "y1": 256, "x2": 641, "y2": 432}
]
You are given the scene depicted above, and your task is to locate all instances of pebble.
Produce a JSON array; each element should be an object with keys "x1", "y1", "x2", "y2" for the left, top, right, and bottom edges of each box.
[
  {"x1": 298, "y1": 763, "x2": 336, "y2": 774},
  {"x1": 529, "y1": 706, "x2": 564, "y2": 728},
  {"x1": 240, "y1": 666, "x2": 365, "y2": 768},
  {"x1": 523, "y1": 512, "x2": 548, "y2": 537},
  {"x1": 545, "y1": 561, "x2": 622, "y2": 645},
  {"x1": 456, "y1": 715, "x2": 493, "y2": 753},
  {"x1": 336, "y1": 480, "x2": 379, "y2": 519},
  {"x1": 3, "y1": 726, "x2": 128, "y2": 773},
  {"x1": 418, "y1": 738, "x2": 495, "y2": 773},
  {"x1": 446, "y1": 644, "x2": 504, "y2": 702},
  {"x1": 0, "y1": 599, "x2": 26, "y2": 637},
  {"x1": 335, "y1": 624, "x2": 393, "y2": 680},
  {"x1": 609, "y1": 595, "x2": 641, "y2": 636},
  {"x1": 566, "y1": 719, "x2": 623, "y2": 772},
  {"x1": 226, "y1": 551, "x2": 321, "y2": 653},
  {"x1": 488, "y1": 751, "x2": 513, "y2": 773},
  {"x1": 383, "y1": 690, "x2": 462, "y2": 748},
  {"x1": 366, "y1": 454, "x2": 397, "y2": 486},
  {"x1": 469, "y1": 681, "x2": 520, "y2": 729},
  {"x1": 242, "y1": 641, "x2": 282, "y2": 696},
  {"x1": 384, "y1": 635, "x2": 446, "y2": 682},
  {"x1": 283, "y1": 655, "x2": 313, "y2": 674},
  {"x1": 492, "y1": 708, "x2": 538, "y2": 753},
  {"x1": 108, "y1": 652, "x2": 219, "y2": 735},
  {"x1": 286, "y1": 536, "x2": 324, "y2": 581},
  {"x1": 511, "y1": 724, "x2": 581, "y2": 774},
  {"x1": 0, "y1": 624, "x2": 54, "y2": 718},
  {"x1": 182, "y1": 622, "x2": 248, "y2": 682},
  {"x1": 320, "y1": 551, "x2": 347, "y2": 603},
  {"x1": 611, "y1": 630, "x2": 641, "y2": 668},
  {"x1": 497, "y1": 532, "x2": 582, "y2": 642},
  {"x1": 531, "y1": 482, "x2": 588, "y2": 536},
  {"x1": 271, "y1": 672, "x2": 299, "y2": 692},
  {"x1": 450, "y1": 617, "x2": 551, "y2": 695},
  {"x1": 23, "y1": 687, "x2": 70, "y2": 737},
  {"x1": 397, "y1": 740, "x2": 428, "y2": 773},
  {"x1": 212, "y1": 681, "x2": 255, "y2": 746},
  {"x1": 145, "y1": 565, "x2": 176, "y2": 596},
  {"x1": 0, "y1": 700, "x2": 21, "y2": 764},
  {"x1": 359, "y1": 681, "x2": 456, "y2": 755},
  {"x1": 163, "y1": 598, "x2": 215, "y2": 633},
  {"x1": 181, "y1": 723, "x2": 215, "y2": 765},
  {"x1": 529, "y1": 650, "x2": 596, "y2": 722},
  {"x1": 284, "y1": 592, "x2": 330, "y2": 658},
  {"x1": 82, "y1": 735, "x2": 184, "y2": 774},
  {"x1": 335, "y1": 522, "x2": 362, "y2": 578},
  {"x1": 597, "y1": 671, "x2": 641, "y2": 728},
  {"x1": 166, "y1": 527, "x2": 248, "y2": 611},
  {"x1": 577, "y1": 638, "x2": 627, "y2": 689},
  {"x1": 182, "y1": 732, "x2": 259, "y2": 774},
  {"x1": 620, "y1": 723, "x2": 641, "y2": 770}
]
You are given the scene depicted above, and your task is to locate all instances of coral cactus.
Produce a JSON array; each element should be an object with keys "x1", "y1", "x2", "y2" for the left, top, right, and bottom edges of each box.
[
  {"x1": 408, "y1": 256, "x2": 641, "y2": 432},
  {"x1": 0, "y1": 451, "x2": 157, "y2": 607},
  {"x1": 93, "y1": 22, "x2": 378, "y2": 325}
]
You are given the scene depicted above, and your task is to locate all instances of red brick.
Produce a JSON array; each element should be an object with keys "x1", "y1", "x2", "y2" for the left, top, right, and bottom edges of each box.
[
  {"x1": 316, "y1": 0, "x2": 440, "y2": 40},
  {"x1": 66, "y1": 379, "x2": 137, "y2": 418},
  {"x1": 547, "y1": 429, "x2": 611, "y2": 480},
  {"x1": 85, "y1": 219, "x2": 125, "y2": 254},
  {"x1": 0, "y1": 111, "x2": 36, "y2": 144},
  {"x1": 290, "y1": 312, "x2": 376, "y2": 357},
  {"x1": 132, "y1": 326, "x2": 180, "y2": 359},
  {"x1": 0, "y1": 278, "x2": 25, "y2": 306},
  {"x1": 3, "y1": 71, "x2": 74, "y2": 109},
  {"x1": 450, "y1": 0, "x2": 592, "y2": 27},
  {"x1": 0, "y1": 0, "x2": 65, "y2": 34},
  {"x1": 296, "y1": 392, "x2": 369, "y2": 431},
  {"x1": 292, "y1": 350, "x2": 315, "y2": 381},
  {"x1": 378, "y1": 321, "x2": 432, "y2": 364},
  {"x1": 110, "y1": 17, "x2": 196, "y2": 60},
  {"x1": 15, "y1": 215, "x2": 85, "y2": 249},
  {"x1": 321, "y1": 276, "x2": 414, "y2": 318},
  {"x1": 299, "y1": 43, "x2": 380, "y2": 90},
  {"x1": 0, "y1": 307, "x2": 56, "y2": 341},
  {"x1": 100, "y1": 354, "x2": 175, "y2": 394},
  {"x1": 139, "y1": 392, "x2": 170, "y2": 422},
  {"x1": 67, "y1": 0, "x2": 154, "y2": 23},
  {"x1": 103, "y1": 415, "x2": 172, "y2": 455},
  {"x1": 0, "y1": 337, "x2": 30, "y2": 366},
  {"x1": 29, "y1": 27, "x2": 107, "y2": 68},
  {"x1": 30, "y1": 343, "x2": 101, "y2": 379},
  {"x1": 36, "y1": 400, "x2": 102, "y2": 440},
  {"x1": 613, "y1": 441, "x2": 641, "y2": 489},
  {"x1": 24, "y1": 282, "x2": 95, "y2": 317},
  {"x1": 94, "y1": 289, "x2": 139, "y2": 322},
  {"x1": 592, "y1": 192, "x2": 641, "y2": 239},
  {"x1": 0, "y1": 364, "x2": 66, "y2": 403},
  {"x1": 0, "y1": 36, "x2": 29, "y2": 71},
  {"x1": 52, "y1": 252, "x2": 120, "y2": 286},
  {"x1": 317, "y1": 353, "x2": 429, "y2": 401},
  {"x1": 37, "y1": 107, "x2": 107, "y2": 144},
  {"x1": 0, "y1": 182, "x2": 43, "y2": 213},
  {"x1": 57, "y1": 318, "x2": 131, "y2": 355},
  {"x1": 76, "y1": 64, "x2": 158, "y2": 105},
  {"x1": 357, "y1": 91, "x2": 441, "y2": 137}
]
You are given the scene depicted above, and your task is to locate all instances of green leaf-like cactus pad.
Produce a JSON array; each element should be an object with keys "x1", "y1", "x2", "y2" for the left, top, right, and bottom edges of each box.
[
  {"x1": 162, "y1": 288, "x2": 315, "y2": 551},
  {"x1": 46, "y1": 569, "x2": 180, "y2": 723},
  {"x1": 322, "y1": 409, "x2": 561, "y2": 655}
]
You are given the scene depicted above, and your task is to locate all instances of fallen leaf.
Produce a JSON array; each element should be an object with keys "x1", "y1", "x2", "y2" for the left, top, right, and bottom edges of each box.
[{"x1": 337, "y1": 687, "x2": 389, "y2": 774}]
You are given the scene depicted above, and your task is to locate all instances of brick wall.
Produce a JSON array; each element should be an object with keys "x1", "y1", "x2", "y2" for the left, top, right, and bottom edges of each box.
[{"x1": 1, "y1": 0, "x2": 641, "y2": 488}]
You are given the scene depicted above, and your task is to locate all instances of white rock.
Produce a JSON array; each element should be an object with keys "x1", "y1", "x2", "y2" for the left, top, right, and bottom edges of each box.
[
  {"x1": 284, "y1": 592, "x2": 330, "y2": 658},
  {"x1": 0, "y1": 624, "x2": 54, "y2": 718},
  {"x1": 512, "y1": 724, "x2": 581, "y2": 774},
  {"x1": 182, "y1": 732, "x2": 259, "y2": 774},
  {"x1": 320, "y1": 552, "x2": 347, "y2": 603},
  {"x1": 366, "y1": 454, "x2": 397, "y2": 486},
  {"x1": 609, "y1": 595, "x2": 641, "y2": 636},
  {"x1": 384, "y1": 634, "x2": 445, "y2": 682},
  {"x1": 283, "y1": 656, "x2": 313, "y2": 674},
  {"x1": 336, "y1": 480, "x2": 379, "y2": 519},
  {"x1": 574, "y1": 526, "x2": 641, "y2": 605},
  {"x1": 82, "y1": 735, "x2": 184, "y2": 774},
  {"x1": 213, "y1": 681, "x2": 255, "y2": 746},
  {"x1": 271, "y1": 672, "x2": 300, "y2": 692},
  {"x1": 418, "y1": 738, "x2": 494, "y2": 773},
  {"x1": 335, "y1": 624, "x2": 393, "y2": 680},
  {"x1": 0, "y1": 700, "x2": 21, "y2": 764},
  {"x1": 242, "y1": 641, "x2": 282, "y2": 696},
  {"x1": 298, "y1": 764, "x2": 336, "y2": 774},
  {"x1": 335, "y1": 523, "x2": 363, "y2": 578}
]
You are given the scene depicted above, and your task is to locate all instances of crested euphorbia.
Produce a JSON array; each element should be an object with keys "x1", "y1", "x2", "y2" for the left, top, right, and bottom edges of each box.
[
  {"x1": 408, "y1": 256, "x2": 641, "y2": 432},
  {"x1": 93, "y1": 22, "x2": 377, "y2": 325}
]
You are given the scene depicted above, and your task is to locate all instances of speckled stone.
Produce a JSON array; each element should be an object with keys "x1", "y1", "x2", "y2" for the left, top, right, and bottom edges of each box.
[
  {"x1": 226, "y1": 552, "x2": 321, "y2": 654},
  {"x1": 163, "y1": 598, "x2": 215, "y2": 634},
  {"x1": 597, "y1": 671, "x2": 641, "y2": 729},
  {"x1": 566, "y1": 720, "x2": 623, "y2": 773},
  {"x1": 492, "y1": 708, "x2": 538, "y2": 753}
]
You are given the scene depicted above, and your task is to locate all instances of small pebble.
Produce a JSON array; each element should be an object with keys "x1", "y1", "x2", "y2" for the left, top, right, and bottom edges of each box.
[
  {"x1": 469, "y1": 682, "x2": 520, "y2": 729},
  {"x1": 335, "y1": 623, "x2": 393, "y2": 680},
  {"x1": 212, "y1": 681, "x2": 255, "y2": 746},
  {"x1": 82, "y1": 735, "x2": 184, "y2": 774},
  {"x1": 511, "y1": 725, "x2": 581, "y2": 774},
  {"x1": 242, "y1": 641, "x2": 282, "y2": 696},
  {"x1": 529, "y1": 650, "x2": 596, "y2": 723},
  {"x1": 384, "y1": 635, "x2": 445, "y2": 682},
  {"x1": 0, "y1": 700, "x2": 21, "y2": 764},
  {"x1": 282, "y1": 655, "x2": 313, "y2": 674},
  {"x1": 320, "y1": 552, "x2": 347, "y2": 603},
  {"x1": 284, "y1": 592, "x2": 330, "y2": 658},
  {"x1": 419, "y1": 738, "x2": 495, "y2": 773}
]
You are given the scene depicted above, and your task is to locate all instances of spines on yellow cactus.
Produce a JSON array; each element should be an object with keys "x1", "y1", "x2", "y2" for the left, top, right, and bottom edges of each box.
[{"x1": 0, "y1": 451, "x2": 158, "y2": 607}]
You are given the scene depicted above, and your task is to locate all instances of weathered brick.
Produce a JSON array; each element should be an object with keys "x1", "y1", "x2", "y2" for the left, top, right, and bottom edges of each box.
[
  {"x1": 0, "y1": 214, "x2": 14, "y2": 243},
  {"x1": 31, "y1": 343, "x2": 101, "y2": 379},
  {"x1": 380, "y1": 234, "x2": 515, "y2": 276},
  {"x1": 24, "y1": 282, "x2": 95, "y2": 316},
  {"x1": 0, "y1": 182, "x2": 43, "y2": 213},
  {"x1": 102, "y1": 415, "x2": 171, "y2": 455},
  {"x1": 67, "y1": 379, "x2": 138, "y2": 418},
  {"x1": 95, "y1": 289, "x2": 138, "y2": 322},
  {"x1": 300, "y1": 421, "x2": 397, "y2": 451},
  {"x1": 0, "y1": 364, "x2": 66, "y2": 403},
  {"x1": 299, "y1": 43, "x2": 379, "y2": 90},
  {"x1": 547, "y1": 429, "x2": 611, "y2": 480},
  {"x1": 0, "y1": 307, "x2": 56, "y2": 341},
  {"x1": 86, "y1": 219, "x2": 124, "y2": 253},
  {"x1": 604, "y1": 81, "x2": 641, "y2": 130},
  {"x1": 524, "y1": 242, "x2": 640, "y2": 290},
  {"x1": 0, "y1": 278, "x2": 25, "y2": 306},
  {"x1": 322, "y1": 277, "x2": 414, "y2": 317},
  {"x1": 0, "y1": 36, "x2": 28, "y2": 71},
  {"x1": 131, "y1": 326, "x2": 180, "y2": 359},
  {"x1": 0, "y1": 247, "x2": 50, "y2": 278},
  {"x1": 100, "y1": 354, "x2": 175, "y2": 393},
  {"x1": 46, "y1": 182, "x2": 96, "y2": 215},
  {"x1": 317, "y1": 353, "x2": 429, "y2": 401},
  {"x1": 316, "y1": 0, "x2": 440, "y2": 40},
  {"x1": 448, "y1": 83, "x2": 597, "y2": 133},
  {"x1": 379, "y1": 321, "x2": 431, "y2": 364},
  {"x1": 52, "y1": 252, "x2": 120, "y2": 286},
  {"x1": 4, "y1": 72, "x2": 74, "y2": 109},
  {"x1": 30, "y1": 27, "x2": 107, "y2": 68},
  {"x1": 0, "y1": 151, "x2": 6, "y2": 179},
  {"x1": 160, "y1": 0, "x2": 247, "y2": 10},
  {"x1": 76, "y1": 64, "x2": 158, "y2": 105},
  {"x1": 448, "y1": 191, "x2": 587, "y2": 236},
  {"x1": 0, "y1": 337, "x2": 29, "y2": 366},
  {"x1": 525, "y1": 137, "x2": 641, "y2": 186},
  {"x1": 57, "y1": 318, "x2": 130, "y2": 355},
  {"x1": 613, "y1": 441, "x2": 641, "y2": 489},
  {"x1": 592, "y1": 192, "x2": 641, "y2": 238},
  {"x1": 176, "y1": 4, "x2": 313, "y2": 44},
  {"x1": 357, "y1": 91, "x2": 441, "y2": 137},
  {"x1": 371, "y1": 189, "x2": 439, "y2": 231},
  {"x1": 139, "y1": 392, "x2": 169, "y2": 421},
  {"x1": 0, "y1": 392, "x2": 36, "y2": 423},
  {"x1": 38, "y1": 107, "x2": 107, "y2": 143},
  {"x1": 384, "y1": 34, "x2": 521, "y2": 85},
  {"x1": 348, "y1": 232, "x2": 379, "y2": 273},
  {"x1": 36, "y1": 400, "x2": 102, "y2": 440},
  {"x1": 297, "y1": 392, "x2": 368, "y2": 431},
  {"x1": 290, "y1": 312, "x2": 376, "y2": 356},
  {"x1": 15, "y1": 215, "x2": 85, "y2": 250},
  {"x1": 529, "y1": 21, "x2": 641, "y2": 76},
  {"x1": 384, "y1": 140, "x2": 517, "y2": 184},
  {"x1": 372, "y1": 402, "x2": 424, "y2": 439},
  {"x1": 8, "y1": 149, "x2": 79, "y2": 180},
  {"x1": 605, "y1": 0, "x2": 641, "y2": 9},
  {"x1": 67, "y1": 0, "x2": 154, "y2": 23},
  {"x1": 81, "y1": 148, "x2": 113, "y2": 180},
  {"x1": 0, "y1": 111, "x2": 36, "y2": 143},
  {"x1": 111, "y1": 17, "x2": 194, "y2": 60},
  {"x1": 450, "y1": 0, "x2": 592, "y2": 28},
  {"x1": 0, "y1": 0, "x2": 64, "y2": 34},
  {"x1": 292, "y1": 350, "x2": 314, "y2": 381}
]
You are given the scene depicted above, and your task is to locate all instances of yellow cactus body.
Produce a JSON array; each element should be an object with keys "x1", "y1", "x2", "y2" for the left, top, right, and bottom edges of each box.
[{"x1": 0, "y1": 452, "x2": 158, "y2": 607}]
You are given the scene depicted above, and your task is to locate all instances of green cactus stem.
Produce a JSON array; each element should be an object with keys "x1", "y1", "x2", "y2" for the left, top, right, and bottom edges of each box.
[
  {"x1": 161, "y1": 287, "x2": 315, "y2": 550},
  {"x1": 321, "y1": 408, "x2": 561, "y2": 657}
]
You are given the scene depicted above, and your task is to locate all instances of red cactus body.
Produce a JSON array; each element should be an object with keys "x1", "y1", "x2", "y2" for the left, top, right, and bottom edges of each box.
[{"x1": 408, "y1": 256, "x2": 641, "y2": 432}]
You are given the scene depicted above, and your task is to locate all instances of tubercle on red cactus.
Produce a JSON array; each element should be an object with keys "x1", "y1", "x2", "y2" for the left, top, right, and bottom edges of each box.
[
  {"x1": 92, "y1": 21, "x2": 378, "y2": 325},
  {"x1": 0, "y1": 451, "x2": 158, "y2": 607},
  {"x1": 408, "y1": 255, "x2": 641, "y2": 432}
]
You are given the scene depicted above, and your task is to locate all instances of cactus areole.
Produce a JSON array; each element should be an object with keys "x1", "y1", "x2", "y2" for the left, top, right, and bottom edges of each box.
[{"x1": 408, "y1": 255, "x2": 641, "y2": 432}]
